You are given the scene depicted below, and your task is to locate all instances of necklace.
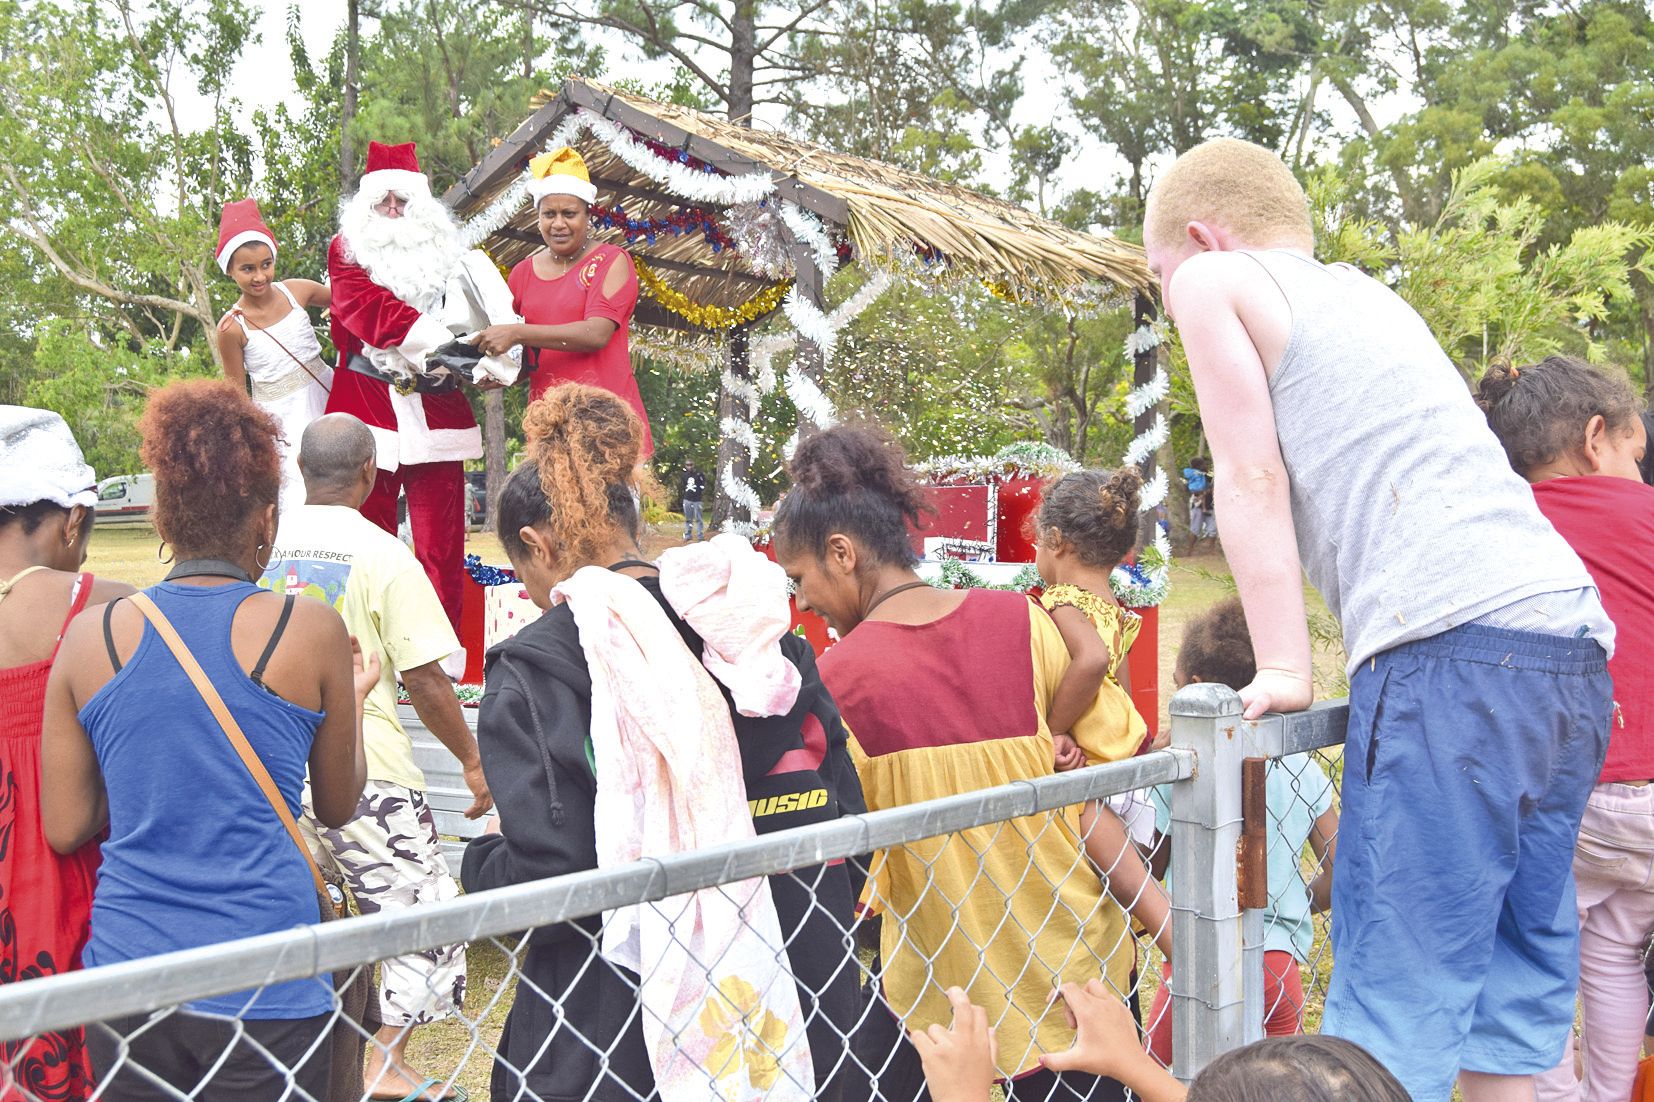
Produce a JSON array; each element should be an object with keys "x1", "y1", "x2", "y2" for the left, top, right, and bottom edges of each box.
[
  {"x1": 165, "y1": 559, "x2": 254, "y2": 584},
  {"x1": 863, "y1": 579, "x2": 932, "y2": 618},
  {"x1": 545, "y1": 244, "x2": 591, "y2": 277}
]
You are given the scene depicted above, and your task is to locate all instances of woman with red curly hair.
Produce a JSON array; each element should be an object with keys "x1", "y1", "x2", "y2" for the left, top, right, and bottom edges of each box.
[{"x1": 41, "y1": 380, "x2": 373, "y2": 1101}]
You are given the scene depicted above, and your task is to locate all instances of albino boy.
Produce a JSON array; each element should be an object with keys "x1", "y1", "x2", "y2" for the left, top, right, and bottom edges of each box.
[{"x1": 1144, "y1": 138, "x2": 1614, "y2": 1102}]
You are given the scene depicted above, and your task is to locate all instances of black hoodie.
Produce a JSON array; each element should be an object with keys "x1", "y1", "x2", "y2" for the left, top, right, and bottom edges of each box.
[{"x1": 462, "y1": 572, "x2": 868, "y2": 1101}]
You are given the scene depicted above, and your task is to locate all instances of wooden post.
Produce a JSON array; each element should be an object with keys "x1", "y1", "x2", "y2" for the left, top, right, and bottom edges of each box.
[
  {"x1": 714, "y1": 324, "x2": 753, "y2": 529},
  {"x1": 789, "y1": 242, "x2": 827, "y2": 438},
  {"x1": 483, "y1": 389, "x2": 506, "y2": 526},
  {"x1": 1133, "y1": 291, "x2": 1160, "y2": 548}
]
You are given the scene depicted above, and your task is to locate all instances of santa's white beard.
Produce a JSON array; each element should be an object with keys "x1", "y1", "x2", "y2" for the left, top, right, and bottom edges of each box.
[{"x1": 338, "y1": 190, "x2": 464, "y2": 311}]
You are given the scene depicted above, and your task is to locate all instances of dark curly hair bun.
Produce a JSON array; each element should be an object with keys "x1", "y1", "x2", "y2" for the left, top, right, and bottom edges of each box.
[
  {"x1": 1037, "y1": 466, "x2": 1143, "y2": 568},
  {"x1": 1475, "y1": 355, "x2": 1639, "y2": 477},
  {"x1": 1472, "y1": 361, "x2": 1520, "y2": 412},
  {"x1": 774, "y1": 422, "x2": 932, "y2": 567}
]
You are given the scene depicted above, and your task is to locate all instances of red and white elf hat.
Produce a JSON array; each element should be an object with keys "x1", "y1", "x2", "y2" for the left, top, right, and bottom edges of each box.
[
  {"x1": 358, "y1": 140, "x2": 431, "y2": 203},
  {"x1": 215, "y1": 199, "x2": 277, "y2": 274}
]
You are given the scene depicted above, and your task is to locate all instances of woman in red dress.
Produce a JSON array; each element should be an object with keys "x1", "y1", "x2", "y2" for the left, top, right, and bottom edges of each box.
[
  {"x1": 0, "y1": 408, "x2": 132, "y2": 1101},
  {"x1": 476, "y1": 147, "x2": 652, "y2": 457}
]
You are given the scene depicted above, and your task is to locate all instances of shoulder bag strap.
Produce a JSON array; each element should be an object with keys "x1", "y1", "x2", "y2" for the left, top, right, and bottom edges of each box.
[
  {"x1": 231, "y1": 303, "x2": 332, "y2": 393},
  {"x1": 127, "y1": 591, "x2": 335, "y2": 912}
]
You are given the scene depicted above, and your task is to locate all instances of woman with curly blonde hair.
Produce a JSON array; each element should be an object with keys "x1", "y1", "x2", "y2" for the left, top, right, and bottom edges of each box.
[{"x1": 462, "y1": 383, "x2": 866, "y2": 1100}]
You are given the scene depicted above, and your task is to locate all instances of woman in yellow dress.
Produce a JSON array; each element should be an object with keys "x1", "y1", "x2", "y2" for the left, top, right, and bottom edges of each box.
[{"x1": 772, "y1": 424, "x2": 1137, "y2": 1102}]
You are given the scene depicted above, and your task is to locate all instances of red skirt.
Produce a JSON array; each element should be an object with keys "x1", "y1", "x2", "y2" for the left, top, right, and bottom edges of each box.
[{"x1": 1, "y1": 655, "x2": 101, "y2": 1102}]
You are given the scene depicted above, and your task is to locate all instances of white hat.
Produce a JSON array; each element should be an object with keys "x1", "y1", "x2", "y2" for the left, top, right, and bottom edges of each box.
[{"x1": 0, "y1": 407, "x2": 97, "y2": 510}]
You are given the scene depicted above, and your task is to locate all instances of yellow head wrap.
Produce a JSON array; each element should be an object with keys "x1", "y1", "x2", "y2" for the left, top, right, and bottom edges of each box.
[{"x1": 528, "y1": 146, "x2": 597, "y2": 206}]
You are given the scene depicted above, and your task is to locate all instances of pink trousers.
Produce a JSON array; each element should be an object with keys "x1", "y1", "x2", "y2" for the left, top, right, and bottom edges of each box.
[{"x1": 1536, "y1": 782, "x2": 1654, "y2": 1102}]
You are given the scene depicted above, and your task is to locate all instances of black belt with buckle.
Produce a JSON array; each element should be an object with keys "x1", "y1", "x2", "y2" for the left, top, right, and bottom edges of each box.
[{"x1": 345, "y1": 353, "x2": 460, "y2": 396}]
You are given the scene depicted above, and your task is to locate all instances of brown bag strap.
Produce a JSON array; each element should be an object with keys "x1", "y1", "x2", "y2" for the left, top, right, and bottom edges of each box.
[
  {"x1": 127, "y1": 591, "x2": 332, "y2": 907},
  {"x1": 231, "y1": 301, "x2": 332, "y2": 393}
]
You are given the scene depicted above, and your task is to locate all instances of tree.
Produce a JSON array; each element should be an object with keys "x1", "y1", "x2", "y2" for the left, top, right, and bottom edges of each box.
[
  {"x1": 523, "y1": 0, "x2": 833, "y2": 124},
  {"x1": 1313, "y1": 158, "x2": 1653, "y2": 377},
  {"x1": 24, "y1": 323, "x2": 209, "y2": 478},
  {"x1": 785, "y1": 1, "x2": 1072, "y2": 189},
  {"x1": 0, "y1": 0, "x2": 254, "y2": 369},
  {"x1": 1360, "y1": 2, "x2": 1654, "y2": 389},
  {"x1": 1052, "y1": 0, "x2": 1323, "y2": 223}
]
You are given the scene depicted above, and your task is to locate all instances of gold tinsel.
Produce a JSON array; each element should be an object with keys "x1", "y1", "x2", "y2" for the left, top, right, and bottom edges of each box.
[
  {"x1": 635, "y1": 259, "x2": 791, "y2": 330},
  {"x1": 979, "y1": 278, "x2": 1032, "y2": 305}
]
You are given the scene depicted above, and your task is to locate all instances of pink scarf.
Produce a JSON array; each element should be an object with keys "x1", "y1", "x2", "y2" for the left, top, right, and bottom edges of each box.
[
  {"x1": 552, "y1": 566, "x2": 814, "y2": 1100},
  {"x1": 657, "y1": 533, "x2": 802, "y2": 718}
]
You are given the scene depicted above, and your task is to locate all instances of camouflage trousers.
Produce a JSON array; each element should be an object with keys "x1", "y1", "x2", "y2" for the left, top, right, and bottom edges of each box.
[{"x1": 300, "y1": 781, "x2": 466, "y2": 1028}]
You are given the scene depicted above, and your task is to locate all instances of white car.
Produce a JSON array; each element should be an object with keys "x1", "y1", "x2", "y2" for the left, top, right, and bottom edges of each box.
[{"x1": 93, "y1": 473, "x2": 155, "y2": 525}]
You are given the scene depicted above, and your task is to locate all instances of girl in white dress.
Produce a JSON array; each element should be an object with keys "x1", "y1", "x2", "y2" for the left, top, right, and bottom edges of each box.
[{"x1": 214, "y1": 199, "x2": 334, "y2": 516}]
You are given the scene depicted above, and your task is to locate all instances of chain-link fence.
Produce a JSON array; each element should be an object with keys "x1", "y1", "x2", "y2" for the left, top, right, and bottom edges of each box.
[{"x1": 0, "y1": 685, "x2": 1347, "y2": 1102}]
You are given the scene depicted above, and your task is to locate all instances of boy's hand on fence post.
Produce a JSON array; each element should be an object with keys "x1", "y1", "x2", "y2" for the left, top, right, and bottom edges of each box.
[
  {"x1": 1238, "y1": 667, "x2": 1313, "y2": 720},
  {"x1": 910, "y1": 986, "x2": 997, "y2": 1102}
]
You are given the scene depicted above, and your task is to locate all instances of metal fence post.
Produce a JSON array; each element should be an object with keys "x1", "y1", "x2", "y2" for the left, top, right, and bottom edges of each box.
[{"x1": 1168, "y1": 683, "x2": 1253, "y2": 1082}]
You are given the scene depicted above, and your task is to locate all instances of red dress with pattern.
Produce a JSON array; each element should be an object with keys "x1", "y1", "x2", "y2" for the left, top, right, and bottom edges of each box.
[
  {"x1": 508, "y1": 244, "x2": 652, "y2": 457},
  {"x1": 0, "y1": 574, "x2": 101, "y2": 1102}
]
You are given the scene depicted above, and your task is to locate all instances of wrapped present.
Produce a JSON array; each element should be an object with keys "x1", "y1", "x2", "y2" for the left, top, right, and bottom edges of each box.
[{"x1": 485, "y1": 582, "x2": 545, "y2": 650}]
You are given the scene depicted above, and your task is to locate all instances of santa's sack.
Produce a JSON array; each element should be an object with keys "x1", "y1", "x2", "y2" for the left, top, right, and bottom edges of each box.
[{"x1": 445, "y1": 250, "x2": 521, "y2": 386}]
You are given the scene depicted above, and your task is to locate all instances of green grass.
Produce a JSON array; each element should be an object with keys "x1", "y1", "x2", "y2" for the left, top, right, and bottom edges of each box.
[{"x1": 398, "y1": 937, "x2": 518, "y2": 1098}]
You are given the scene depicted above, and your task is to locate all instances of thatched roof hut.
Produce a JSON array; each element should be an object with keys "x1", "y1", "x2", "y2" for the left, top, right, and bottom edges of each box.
[
  {"x1": 443, "y1": 77, "x2": 1159, "y2": 525},
  {"x1": 444, "y1": 77, "x2": 1152, "y2": 333}
]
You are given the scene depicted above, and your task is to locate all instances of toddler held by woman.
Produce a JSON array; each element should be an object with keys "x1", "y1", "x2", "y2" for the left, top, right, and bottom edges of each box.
[{"x1": 1034, "y1": 467, "x2": 1172, "y2": 960}]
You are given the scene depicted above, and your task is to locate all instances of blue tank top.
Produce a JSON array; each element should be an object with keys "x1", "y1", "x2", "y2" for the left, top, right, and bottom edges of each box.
[{"x1": 79, "y1": 582, "x2": 331, "y2": 1019}]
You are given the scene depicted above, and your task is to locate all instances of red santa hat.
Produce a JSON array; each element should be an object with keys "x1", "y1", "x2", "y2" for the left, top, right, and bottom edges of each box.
[
  {"x1": 358, "y1": 140, "x2": 432, "y2": 203},
  {"x1": 215, "y1": 199, "x2": 277, "y2": 274}
]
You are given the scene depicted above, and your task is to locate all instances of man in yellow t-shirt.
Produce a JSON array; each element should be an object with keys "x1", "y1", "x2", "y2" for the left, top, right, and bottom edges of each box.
[{"x1": 262, "y1": 414, "x2": 491, "y2": 1102}]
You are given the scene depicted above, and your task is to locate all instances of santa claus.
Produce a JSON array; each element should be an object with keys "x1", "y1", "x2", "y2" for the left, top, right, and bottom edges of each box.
[{"x1": 325, "y1": 140, "x2": 479, "y2": 630}]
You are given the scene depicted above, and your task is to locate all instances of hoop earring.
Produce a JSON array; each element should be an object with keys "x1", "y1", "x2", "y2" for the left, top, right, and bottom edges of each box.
[
  {"x1": 254, "y1": 542, "x2": 273, "y2": 573},
  {"x1": 157, "y1": 540, "x2": 174, "y2": 564}
]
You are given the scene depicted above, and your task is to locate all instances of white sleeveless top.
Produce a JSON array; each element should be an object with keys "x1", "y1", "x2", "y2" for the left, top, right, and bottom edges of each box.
[{"x1": 234, "y1": 284, "x2": 330, "y2": 403}]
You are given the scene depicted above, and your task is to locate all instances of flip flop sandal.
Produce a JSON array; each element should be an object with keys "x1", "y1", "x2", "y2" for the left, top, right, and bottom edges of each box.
[{"x1": 366, "y1": 1078, "x2": 470, "y2": 1102}]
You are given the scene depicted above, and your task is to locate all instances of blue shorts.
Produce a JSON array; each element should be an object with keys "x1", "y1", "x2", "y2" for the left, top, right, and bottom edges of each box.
[{"x1": 1322, "y1": 623, "x2": 1611, "y2": 1102}]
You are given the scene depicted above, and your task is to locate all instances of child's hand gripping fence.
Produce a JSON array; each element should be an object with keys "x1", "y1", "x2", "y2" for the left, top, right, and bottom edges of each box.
[{"x1": 0, "y1": 688, "x2": 1346, "y2": 1102}]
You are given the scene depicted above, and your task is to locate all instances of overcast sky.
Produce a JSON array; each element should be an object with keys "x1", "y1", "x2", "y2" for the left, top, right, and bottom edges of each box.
[
  {"x1": 175, "y1": 2, "x2": 1139, "y2": 209},
  {"x1": 177, "y1": 1, "x2": 1389, "y2": 215}
]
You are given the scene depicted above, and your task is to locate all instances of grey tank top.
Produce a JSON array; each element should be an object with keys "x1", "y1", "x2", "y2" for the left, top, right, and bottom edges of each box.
[{"x1": 1246, "y1": 250, "x2": 1598, "y2": 671}]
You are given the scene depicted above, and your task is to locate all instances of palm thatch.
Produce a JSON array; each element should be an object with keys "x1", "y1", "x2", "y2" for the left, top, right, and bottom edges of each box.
[{"x1": 444, "y1": 77, "x2": 1152, "y2": 332}]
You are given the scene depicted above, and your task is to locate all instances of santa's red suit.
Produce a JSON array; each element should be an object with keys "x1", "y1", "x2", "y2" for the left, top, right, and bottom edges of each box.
[{"x1": 324, "y1": 141, "x2": 480, "y2": 631}]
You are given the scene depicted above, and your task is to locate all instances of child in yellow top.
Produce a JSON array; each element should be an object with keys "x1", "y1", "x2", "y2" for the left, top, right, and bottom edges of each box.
[{"x1": 1035, "y1": 466, "x2": 1170, "y2": 959}]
